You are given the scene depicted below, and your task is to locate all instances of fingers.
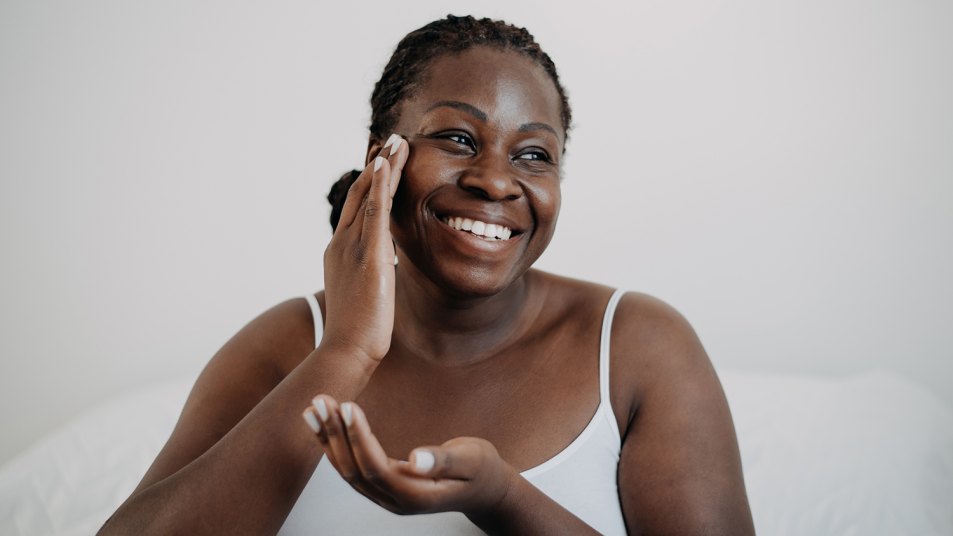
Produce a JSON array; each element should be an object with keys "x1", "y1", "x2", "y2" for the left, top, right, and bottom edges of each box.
[
  {"x1": 337, "y1": 133, "x2": 407, "y2": 234},
  {"x1": 356, "y1": 135, "x2": 407, "y2": 247},
  {"x1": 306, "y1": 396, "x2": 385, "y2": 501},
  {"x1": 341, "y1": 402, "x2": 401, "y2": 496},
  {"x1": 384, "y1": 134, "x2": 407, "y2": 197}
]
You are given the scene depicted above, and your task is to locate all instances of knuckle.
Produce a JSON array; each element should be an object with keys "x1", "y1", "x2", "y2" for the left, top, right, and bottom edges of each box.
[
  {"x1": 364, "y1": 201, "x2": 379, "y2": 218},
  {"x1": 350, "y1": 244, "x2": 368, "y2": 264}
]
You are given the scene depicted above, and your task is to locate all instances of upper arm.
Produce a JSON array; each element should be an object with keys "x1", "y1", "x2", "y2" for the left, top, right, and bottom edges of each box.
[
  {"x1": 129, "y1": 297, "x2": 315, "y2": 496},
  {"x1": 612, "y1": 293, "x2": 754, "y2": 535}
]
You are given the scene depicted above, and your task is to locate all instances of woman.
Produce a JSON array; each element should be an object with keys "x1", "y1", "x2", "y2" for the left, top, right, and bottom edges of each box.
[{"x1": 101, "y1": 15, "x2": 754, "y2": 535}]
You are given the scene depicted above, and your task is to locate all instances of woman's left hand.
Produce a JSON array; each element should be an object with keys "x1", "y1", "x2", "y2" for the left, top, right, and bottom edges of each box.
[{"x1": 302, "y1": 395, "x2": 516, "y2": 517}]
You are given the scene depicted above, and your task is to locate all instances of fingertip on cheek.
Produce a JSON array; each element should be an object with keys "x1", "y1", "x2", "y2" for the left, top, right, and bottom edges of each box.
[{"x1": 389, "y1": 136, "x2": 402, "y2": 155}]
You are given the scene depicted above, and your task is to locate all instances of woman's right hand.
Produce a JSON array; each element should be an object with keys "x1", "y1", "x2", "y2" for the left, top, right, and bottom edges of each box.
[{"x1": 321, "y1": 134, "x2": 408, "y2": 367}]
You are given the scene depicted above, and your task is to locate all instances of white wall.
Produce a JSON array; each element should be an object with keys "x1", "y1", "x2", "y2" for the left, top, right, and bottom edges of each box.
[{"x1": 1, "y1": 0, "x2": 950, "y2": 465}]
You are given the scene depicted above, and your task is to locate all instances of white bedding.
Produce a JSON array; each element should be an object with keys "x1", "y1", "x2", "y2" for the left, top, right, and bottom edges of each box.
[{"x1": 1, "y1": 369, "x2": 951, "y2": 535}]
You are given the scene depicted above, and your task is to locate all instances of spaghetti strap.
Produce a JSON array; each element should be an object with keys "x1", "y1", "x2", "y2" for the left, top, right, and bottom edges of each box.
[
  {"x1": 600, "y1": 289, "x2": 626, "y2": 445},
  {"x1": 304, "y1": 294, "x2": 323, "y2": 350}
]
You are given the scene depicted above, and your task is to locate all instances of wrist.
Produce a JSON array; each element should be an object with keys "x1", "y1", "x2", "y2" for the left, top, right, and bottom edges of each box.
[
  {"x1": 464, "y1": 470, "x2": 599, "y2": 536},
  {"x1": 315, "y1": 338, "x2": 383, "y2": 374},
  {"x1": 298, "y1": 341, "x2": 380, "y2": 398},
  {"x1": 464, "y1": 465, "x2": 522, "y2": 533}
]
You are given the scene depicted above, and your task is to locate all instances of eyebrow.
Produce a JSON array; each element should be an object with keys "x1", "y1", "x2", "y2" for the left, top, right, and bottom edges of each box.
[
  {"x1": 518, "y1": 122, "x2": 559, "y2": 138},
  {"x1": 425, "y1": 100, "x2": 560, "y2": 140},
  {"x1": 426, "y1": 100, "x2": 487, "y2": 122}
]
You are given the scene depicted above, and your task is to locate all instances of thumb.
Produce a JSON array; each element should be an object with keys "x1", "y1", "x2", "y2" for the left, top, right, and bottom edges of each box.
[{"x1": 407, "y1": 437, "x2": 491, "y2": 480}]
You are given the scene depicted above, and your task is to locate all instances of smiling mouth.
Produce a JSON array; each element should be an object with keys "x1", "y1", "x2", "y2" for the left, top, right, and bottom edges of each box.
[{"x1": 441, "y1": 216, "x2": 517, "y2": 241}]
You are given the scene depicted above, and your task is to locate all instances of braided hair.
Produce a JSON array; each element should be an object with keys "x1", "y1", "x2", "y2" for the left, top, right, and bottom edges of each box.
[{"x1": 328, "y1": 14, "x2": 572, "y2": 231}]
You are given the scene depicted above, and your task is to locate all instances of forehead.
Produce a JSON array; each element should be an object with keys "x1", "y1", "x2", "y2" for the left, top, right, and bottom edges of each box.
[{"x1": 399, "y1": 47, "x2": 563, "y2": 138}]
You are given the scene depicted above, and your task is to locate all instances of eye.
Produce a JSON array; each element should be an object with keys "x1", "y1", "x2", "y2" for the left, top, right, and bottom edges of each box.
[
  {"x1": 444, "y1": 132, "x2": 476, "y2": 149},
  {"x1": 515, "y1": 149, "x2": 553, "y2": 164}
]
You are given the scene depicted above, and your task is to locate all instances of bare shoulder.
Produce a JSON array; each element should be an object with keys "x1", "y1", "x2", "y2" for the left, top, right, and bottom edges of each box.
[
  {"x1": 609, "y1": 291, "x2": 755, "y2": 534},
  {"x1": 610, "y1": 292, "x2": 713, "y2": 422},
  {"x1": 130, "y1": 294, "x2": 319, "y2": 495},
  {"x1": 612, "y1": 291, "x2": 703, "y2": 359}
]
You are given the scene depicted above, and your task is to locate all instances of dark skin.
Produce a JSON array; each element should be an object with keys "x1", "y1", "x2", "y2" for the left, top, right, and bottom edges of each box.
[{"x1": 100, "y1": 47, "x2": 754, "y2": 535}]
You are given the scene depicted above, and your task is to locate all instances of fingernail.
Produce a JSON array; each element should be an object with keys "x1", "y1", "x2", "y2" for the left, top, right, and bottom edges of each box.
[
  {"x1": 313, "y1": 397, "x2": 329, "y2": 421},
  {"x1": 341, "y1": 402, "x2": 353, "y2": 427},
  {"x1": 302, "y1": 409, "x2": 321, "y2": 433},
  {"x1": 389, "y1": 137, "x2": 402, "y2": 155},
  {"x1": 412, "y1": 450, "x2": 434, "y2": 473},
  {"x1": 374, "y1": 156, "x2": 384, "y2": 172},
  {"x1": 383, "y1": 133, "x2": 398, "y2": 149}
]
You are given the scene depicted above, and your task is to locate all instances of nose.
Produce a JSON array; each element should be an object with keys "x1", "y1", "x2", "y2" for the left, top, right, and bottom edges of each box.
[{"x1": 457, "y1": 155, "x2": 523, "y2": 201}]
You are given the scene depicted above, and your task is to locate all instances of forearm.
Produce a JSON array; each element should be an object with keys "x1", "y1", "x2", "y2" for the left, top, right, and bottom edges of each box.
[
  {"x1": 99, "y1": 344, "x2": 375, "y2": 535},
  {"x1": 467, "y1": 475, "x2": 600, "y2": 536}
]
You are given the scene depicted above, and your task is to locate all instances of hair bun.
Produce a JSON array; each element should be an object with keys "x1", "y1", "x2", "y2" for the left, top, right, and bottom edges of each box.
[{"x1": 328, "y1": 169, "x2": 361, "y2": 231}]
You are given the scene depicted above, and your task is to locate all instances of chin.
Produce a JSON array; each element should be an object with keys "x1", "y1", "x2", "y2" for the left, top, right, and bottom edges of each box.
[{"x1": 403, "y1": 249, "x2": 529, "y2": 300}]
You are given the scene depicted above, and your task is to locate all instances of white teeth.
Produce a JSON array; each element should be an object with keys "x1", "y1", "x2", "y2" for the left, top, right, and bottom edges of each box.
[{"x1": 443, "y1": 216, "x2": 512, "y2": 240}]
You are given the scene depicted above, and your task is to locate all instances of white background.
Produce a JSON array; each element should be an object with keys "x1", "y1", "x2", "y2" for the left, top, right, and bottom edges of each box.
[{"x1": 1, "y1": 0, "x2": 950, "y2": 465}]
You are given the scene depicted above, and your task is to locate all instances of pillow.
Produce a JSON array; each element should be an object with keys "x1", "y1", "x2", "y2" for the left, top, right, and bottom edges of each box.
[
  {"x1": 722, "y1": 369, "x2": 953, "y2": 535},
  {"x1": 0, "y1": 378, "x2": 191, "y2": 536}
]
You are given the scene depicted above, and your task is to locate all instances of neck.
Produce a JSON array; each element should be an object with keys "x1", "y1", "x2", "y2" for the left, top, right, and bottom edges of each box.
[{"x1": 392, "y1": 265, "x2": 539, "y2": 366}]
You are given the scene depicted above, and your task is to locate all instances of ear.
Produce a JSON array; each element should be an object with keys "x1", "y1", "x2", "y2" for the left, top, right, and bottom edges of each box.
[{"x1": 365, "y1": 136, "x2": 384, "y2": 166}]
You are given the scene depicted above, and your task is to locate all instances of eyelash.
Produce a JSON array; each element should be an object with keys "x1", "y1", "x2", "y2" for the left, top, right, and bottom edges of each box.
[{"x1": 442, "y1": 133, "x2": 553, "y2": 164}]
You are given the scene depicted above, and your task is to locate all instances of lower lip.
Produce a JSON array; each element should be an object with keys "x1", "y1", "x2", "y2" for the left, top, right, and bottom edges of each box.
[{"x1": 436, "y1": 218, "x2": 521, "y2": 255}]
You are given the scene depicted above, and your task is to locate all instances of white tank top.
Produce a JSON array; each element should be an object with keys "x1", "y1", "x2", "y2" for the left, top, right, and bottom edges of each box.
[{"x1": 282, "y1": 290, "x2": 628, "y2": 535}]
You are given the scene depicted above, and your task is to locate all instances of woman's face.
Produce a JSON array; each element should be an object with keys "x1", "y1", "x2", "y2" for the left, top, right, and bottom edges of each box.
[{"x1": 384, "y1": 46, "x2": 564, "y2": 298}]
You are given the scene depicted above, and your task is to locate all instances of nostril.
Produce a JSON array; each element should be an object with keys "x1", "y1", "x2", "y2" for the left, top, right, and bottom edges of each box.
[{"x1": 459, "y1": 173, "x2": 522, "y2": 201}]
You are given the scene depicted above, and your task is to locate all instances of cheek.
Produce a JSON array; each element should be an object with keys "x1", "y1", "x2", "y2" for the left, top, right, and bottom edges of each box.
[
  {"x1": 392, "y1": 152, "x2": 428, "y2": 214},
  {"x1": 529, "y1": 180, "x2": 562, "y2": 224},
  {"x1": 398, "y1": 148, "x2": 455, "y2": 193},
  {"x1": 390, "y1": 150, "x2": 452, "y2": 235}
]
